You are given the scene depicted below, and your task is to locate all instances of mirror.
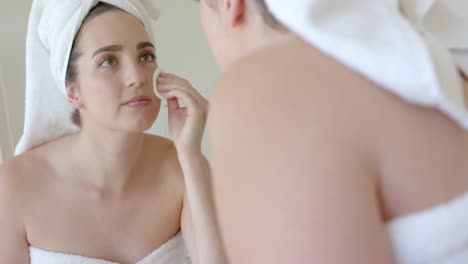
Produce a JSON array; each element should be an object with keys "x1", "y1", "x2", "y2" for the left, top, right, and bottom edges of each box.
[{"x1": 0, "y1": 0, "x2": 219, "y2": 160}]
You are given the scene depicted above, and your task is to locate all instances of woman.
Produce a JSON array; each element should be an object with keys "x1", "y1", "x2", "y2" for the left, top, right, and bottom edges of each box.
[
  {"x1": 0, "y1": 1, "x2": 224, "y2": 263},
  {"x1": 199, "y1": 0, "x2": 468, "y2": 263}
]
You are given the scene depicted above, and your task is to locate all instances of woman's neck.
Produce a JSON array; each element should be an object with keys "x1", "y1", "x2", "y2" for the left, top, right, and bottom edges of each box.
[{"x1": 70, "y1": 126, "x2": 147, "y2": 194}]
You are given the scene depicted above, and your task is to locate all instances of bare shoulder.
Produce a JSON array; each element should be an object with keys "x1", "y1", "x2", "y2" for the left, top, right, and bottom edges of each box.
[
  {"x1": 210, "y1": 35, "x2": 380, "y2": 199},
  {"x1": 209, "y1": 38, "x2": 397, "y2": 263},
  {"x1": 213, "y1": 35, "x2": 468, "y2": 222},
  {"x1": 0, "y1": 153, "x2": 37, "y2": 193},
  {"x1": 0, "y1": 152, "x2": 47, "y2": 205},
  {"x1": 0, "y1": 159, "x2": 24, "y2": 232},
  {"x1": 0, "y1": 155, "x2": 32, "y2": 262},
  {"x1": 212, "y1": 36, "x2": 378, "y2": 144},
  {"x1": 144, "y1": 134, "x2": 173, "y2": 150},
  {"x1": 143, "y1": 134, "x2": 178, "y2": 163},
  {"x1": 0, "y1": 160, "x2": 20, "y2": 204},
  {"x1": 143, "y1": 134, "x2": 183, "y2": 183}
]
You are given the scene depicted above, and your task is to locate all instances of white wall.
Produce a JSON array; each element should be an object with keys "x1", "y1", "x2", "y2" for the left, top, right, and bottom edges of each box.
[
  {"x1": 0, "y1": 69, "x2": 14, "y2": 160},
  {"x1": 0, "y1": 0, "x2": 32, "y2": 160},
  {"x1": 149, "y1": 0, "x2": 220, "y2": 157},
  {"x1": 0, "y1": 0, "x2": 219, "y2": 160}
]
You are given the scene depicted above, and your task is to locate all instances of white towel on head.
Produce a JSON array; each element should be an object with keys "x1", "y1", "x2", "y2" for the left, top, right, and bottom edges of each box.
[
  {"x1": 15, "y1": 0, "x2": 160, "y2": 155},
  {"x1": 264, "y1": 0, "x2": 468, "y2": 129}
]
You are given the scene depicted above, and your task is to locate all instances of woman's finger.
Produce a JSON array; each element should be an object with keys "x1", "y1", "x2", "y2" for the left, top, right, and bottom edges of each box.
[
  {"x1": 157, "y1": 73, "x2": 190, "y2": 86},
  {"x1": 159, "y1": 88, "x2": 201, "y2": 116},
  {"x1": 167, "y1": 98, "x2": 180, "y2": 113},
  {"x1": 158, "y1": 82, "x2": 207, "y2": 108},
  {"x1": 158, "y1": 73, "x2": 205, "y2": 97}
]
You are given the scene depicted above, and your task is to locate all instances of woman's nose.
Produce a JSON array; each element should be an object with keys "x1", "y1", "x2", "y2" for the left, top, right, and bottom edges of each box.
[{"x1": 125, "y1": 62, "x2": 146, "y2": 88}]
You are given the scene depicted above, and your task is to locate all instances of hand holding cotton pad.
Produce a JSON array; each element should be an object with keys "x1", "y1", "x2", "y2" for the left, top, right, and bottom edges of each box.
[{"x1": 153, "y1": 68, "x2": 163, "y2": 99}]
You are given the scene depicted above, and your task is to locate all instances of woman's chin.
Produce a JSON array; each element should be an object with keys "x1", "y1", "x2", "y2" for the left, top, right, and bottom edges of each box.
[
  {"x1": 125, "y1": 118, "x2": 155, "y2": 133},
  {"x1": 134, "y1": 112, "x2": 159, "y2": 132},
  {"x1": 125, "y1": 106, "x2": 159, "y2": 130}
]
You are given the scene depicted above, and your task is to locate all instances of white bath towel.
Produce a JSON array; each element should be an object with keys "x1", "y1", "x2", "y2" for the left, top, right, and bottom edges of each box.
[
  {"x1": 29, "y1": 231, "x2": 190, "y2": 264},
  {"x1": 265, "y1": 0, "x2": 468, "y2": 129},
  {"x1": 15, "y1": 0, "x2": 160, "y2": 155}
]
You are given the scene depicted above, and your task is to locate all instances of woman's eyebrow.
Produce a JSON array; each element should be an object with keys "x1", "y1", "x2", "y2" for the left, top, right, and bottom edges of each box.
[{"x1": 92, "y1": 44, "x2": 122, "y2": 58}]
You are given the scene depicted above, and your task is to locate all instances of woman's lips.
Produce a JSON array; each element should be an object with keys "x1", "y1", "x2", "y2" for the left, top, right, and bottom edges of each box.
[{"x1": 123, "y1": 95, "x2": 153, "y2": 108}]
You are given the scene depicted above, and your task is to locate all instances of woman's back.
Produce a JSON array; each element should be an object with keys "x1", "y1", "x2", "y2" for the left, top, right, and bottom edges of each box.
[
  {"x1": 210, "y1": 35, "x2": 468, "y2": 263},
  {"x1": 230, "y1": 35, "x2": 468, "y2": 220}
]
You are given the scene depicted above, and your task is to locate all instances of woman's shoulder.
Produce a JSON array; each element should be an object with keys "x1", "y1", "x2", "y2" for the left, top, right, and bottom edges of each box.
[
  {"x1": 0, "y1": 154, "x2": 41, "y2": 223},
  {"x1": 144, "y1": 133, "x2": 173, "y2": 146},
  {"x1": 0, "y1": 151, "x2": 47, "y2": 196},
  {"x1": 214, "y1": 36, "x2": 380, "y2": 127},
  {"x1": 0, "y1": 159, "x2": 22, "y2": 197},
  {"x1": 0, "y1": 143, "x2": 59, "y2": 208},
  {"x1": 143, "y1": 134, "x2": 176, "y2": 157},
  {"x1": 143, "y1": 134, "x2": 181, "y2": 171},
  {"x1": 0, "y1": 158, "x2": 30, "y2": 260},
  {"x1": 142, "y1": 134, "x2": 184, "y2": 193},
  {"x1": 217, "y1": 35, "x2": 374, "y2": 103}
]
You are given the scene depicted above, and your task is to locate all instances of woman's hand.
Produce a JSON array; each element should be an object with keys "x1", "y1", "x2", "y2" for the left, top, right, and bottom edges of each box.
[{"x1": 156, "y1": 72, "x2": 209, "y2": 155}]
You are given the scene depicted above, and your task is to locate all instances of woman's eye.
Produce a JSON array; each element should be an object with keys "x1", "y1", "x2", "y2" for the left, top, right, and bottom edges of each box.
[
  {"x1": 100, "y1": 57, "x2": 117, "y2": 67},
  {"x1": 141, "y1": 53, "x2": 156, "y2": 62}
]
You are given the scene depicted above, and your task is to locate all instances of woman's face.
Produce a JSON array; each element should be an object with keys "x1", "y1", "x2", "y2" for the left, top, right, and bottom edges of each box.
[{"x1": 69, "y1": 10, "x2": 160, "y2": 132}]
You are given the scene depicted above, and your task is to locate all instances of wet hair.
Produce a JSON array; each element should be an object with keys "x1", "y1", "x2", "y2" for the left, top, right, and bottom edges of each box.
[{"x1": 66, "y1": 2, "x2": 121, "y2": 127}]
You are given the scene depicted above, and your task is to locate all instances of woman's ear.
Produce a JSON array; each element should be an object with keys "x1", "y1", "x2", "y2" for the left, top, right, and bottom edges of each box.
[
  {"x1": 66, "y1": 81, "x2": 84, "y2": 109},
  {"x1": 223, "y1": 0, "x2": 246, "y2": 27}
]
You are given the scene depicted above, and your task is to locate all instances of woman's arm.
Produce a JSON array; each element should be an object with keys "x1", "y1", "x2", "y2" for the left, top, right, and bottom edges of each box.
[
  {"x1": 208, "y1": 61, "x2": 396, "y2": 264},
  {"x1": 157, "y1": 72, "x2": 226, "y2": 264},
  {"x1": 0, "y1": 165, "x2": 30, "y2": 263},
  {"x1": 179, "y1": 153, "x2": 226, "y2": 264}
]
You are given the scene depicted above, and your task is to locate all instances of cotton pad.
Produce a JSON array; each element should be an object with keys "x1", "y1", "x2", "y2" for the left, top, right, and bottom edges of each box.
[{"x1": 153, "y1": 68, "x2": 163, "y2": 99}]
